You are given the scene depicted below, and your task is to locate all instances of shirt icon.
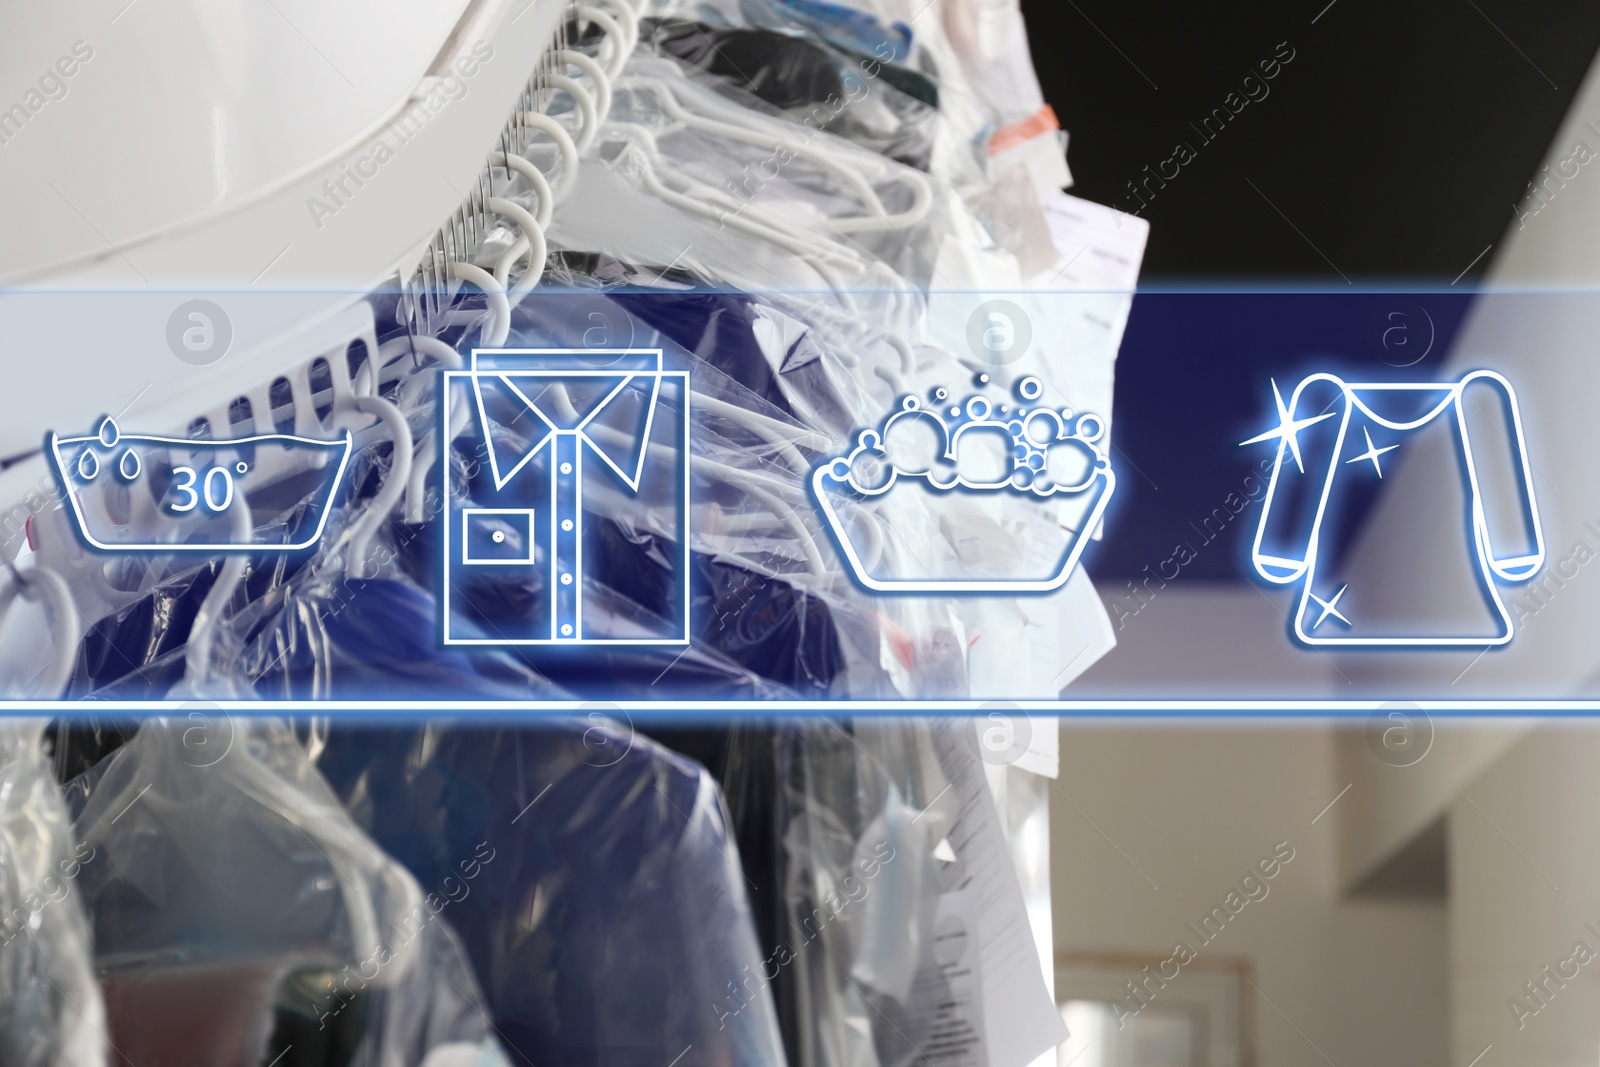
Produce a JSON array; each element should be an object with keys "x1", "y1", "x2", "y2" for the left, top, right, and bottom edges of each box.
[
  {"x1": 1244, "y1": 370, "x2": 1544, "y2": 647},
  {"x1": 442, "y1": 349, "x2": 690, "y2": 646}
]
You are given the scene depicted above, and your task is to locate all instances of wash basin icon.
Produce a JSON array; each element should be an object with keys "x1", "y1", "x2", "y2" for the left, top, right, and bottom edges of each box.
[
  {"x1": 811, "y1": 375, "x2": 1116, "y2": 594},
  {"x1": 48, "y1": 417, "x2": 353, "y2": 553}
]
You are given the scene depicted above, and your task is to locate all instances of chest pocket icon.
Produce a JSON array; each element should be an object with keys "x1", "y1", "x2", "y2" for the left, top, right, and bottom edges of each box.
[{"x1": 461, "y1": 509, "x2": 537, "y2": 565}]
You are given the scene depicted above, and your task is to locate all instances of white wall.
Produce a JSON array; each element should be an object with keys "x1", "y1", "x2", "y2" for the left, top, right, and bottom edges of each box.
[
  {"x1": 1072, "y1": 584, "x2": 1340, "y2": 697},
  {"x1": 1336, "y1": 718, "x2": 1532, "y2": 893},
  {"x1": 1448, "y1": 723, "x2": 1600, "y2": 1067},
  {"x1": 1337, "y1": 51, "x2": 1600, "y2": 698},
  {"x1": 1052, "y1": 720, "x2": 1449, "y2": 1067}
]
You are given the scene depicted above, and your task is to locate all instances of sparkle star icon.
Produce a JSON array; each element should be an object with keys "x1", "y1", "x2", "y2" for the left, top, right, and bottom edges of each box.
[
  {"x1": 1309, "y1": 585, "x2": 1351, "y2": 629},
  {"x1": 1240, "y1": 379, "x2": 1336, "y2": 473},
  {"x1": 1345, "y1": 427, "x2": 1399, "y2": 478}
]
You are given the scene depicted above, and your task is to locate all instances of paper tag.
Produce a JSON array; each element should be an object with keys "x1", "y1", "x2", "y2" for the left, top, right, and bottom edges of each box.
[
  {"x1": 988, "y1": 105, "x2": 1060, "y2": 157},
  {"x1": 1036, "y1": 190, "x2": 1148, "y2": 293},
  {"x1": 930, "y1": 722, "x2": 1070, "y2": 1067},
  {"x1": 909, "y1": 890, "x2": 988, "y2": 1067},
  {"x1": 986, "y1": 106, "x2": 1073, "y2": 195},
  {"x1": 962, "y1": 566, "x2": 1116, "y2": 700},
  {"x1": 981, "y1": 165, "x2": 1062, "y2": 278},
  {"x1": 1012, "y1": 716, "x2": 1060, "y2": 778}
]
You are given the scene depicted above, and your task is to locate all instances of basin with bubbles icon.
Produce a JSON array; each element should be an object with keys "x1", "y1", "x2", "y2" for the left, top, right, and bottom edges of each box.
[
  {"x1": 811, "y1": 375, "x2": 1116, "y2": 593},
  {"x1": 48, "y1": 417, "x2": 353, "y2": 552}
]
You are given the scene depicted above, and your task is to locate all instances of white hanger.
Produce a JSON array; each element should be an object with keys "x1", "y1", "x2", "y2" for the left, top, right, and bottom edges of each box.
[
  {"x1": 328, "y1": 0, "x2": 913, "y2": 595},
  {"x1": 179, "y1": 500, "x2": 252, "y2": 694},
  {"x1": 0, "y1": 0, "x2": 666, "y2": 698},
  {"x1": 0, "y1": 563, "x2": 81, "y2": 698},
  {"x1": 578, "y1": 68, "x2": 929, "y2": 397},
  {"x1": 392, "y1": 1, "x2": 636, "y2": 521},
  {"x1": 620, "y1": 66, "x2": 936, "y2": 235}
]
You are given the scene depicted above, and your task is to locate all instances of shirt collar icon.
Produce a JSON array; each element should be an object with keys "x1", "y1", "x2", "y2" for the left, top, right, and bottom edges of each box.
[{"x1": 469, "y1": 348, "x2": 665, "y2": 491}]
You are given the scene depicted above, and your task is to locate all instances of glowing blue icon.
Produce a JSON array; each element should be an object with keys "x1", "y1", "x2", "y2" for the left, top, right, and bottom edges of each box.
[
  {"x1": 441, "y1": 349, "x2": 690, "y2": 645},
  {"x1": 461, "y1": 508, "x2": 539, "y2": 565},
  {"x1": 811, "y1": 375, "x2": 1116, "y2": 593},
  {"x1": 1243, "y1": 371, "x2": 1545, "y2": 647},
  {"x1": 48, "y1": 417, "x2": 352, "y2": 552}
]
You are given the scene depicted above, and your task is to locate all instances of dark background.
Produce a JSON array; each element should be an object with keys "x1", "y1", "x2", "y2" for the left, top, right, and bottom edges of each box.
[
  {"x1": 1022, "y1": 0, "x2": 1600, "y2": 282},
  {"x1": 1019, "y1": 0, "x2": 1600, "y2": 578}
]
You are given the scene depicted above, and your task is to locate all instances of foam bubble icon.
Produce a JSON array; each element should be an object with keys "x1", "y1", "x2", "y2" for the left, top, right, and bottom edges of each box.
[{"x1": 812, "y1": 376, "x2": 1116, "y2": 594}]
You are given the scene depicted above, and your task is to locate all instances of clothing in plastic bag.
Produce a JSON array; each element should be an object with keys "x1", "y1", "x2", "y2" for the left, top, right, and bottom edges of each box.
[
  {"x1": 639, "y1": 721, "x2": 795, "y2": 1053},
  {"x1": 428, "y1": 284, "x2": 882, "y2": 696},
  {"x1": 770, "y1": 0, "x2": 915, "y2": 62},
  {"x1": 311, "y1": 717, "x2": 788, "y2": 1067},
  {"x1": 768, "y1": 717, "x2": 1065, "y2": 1067},
  {"x1": 770, "y1": 718, "x2": 946, "y2": 1067},
  {"x1": 0, "y1": 720, "x2": 106, "y2": 1067},
  {"x1": 640, "y1": 16, "x2": 939, "y2": 169},
  {"x1": 498, "y1": 277, "x2": 978, "y2": 699},
  {"x1": 62, "y1": 717, "x2": 511, "y2": 1067},
  {"x1": 372, "y1": 272, "x2": 868, "y2": 697},
  {"x1": 641, "y1": 716, "x2": 965, "y2": 1067},
  {"x1": 549, "y1": 53, "x2": 948, "y2": 299}
]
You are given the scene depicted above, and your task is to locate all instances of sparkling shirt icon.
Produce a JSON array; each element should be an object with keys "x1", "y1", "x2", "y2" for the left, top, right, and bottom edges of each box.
[
  {"x1": 1243, "y1": 370, "x2": 1545, "y2": 647},
  {"x1": 442, "y1": 349, "x2": 690, "y2": 646}
]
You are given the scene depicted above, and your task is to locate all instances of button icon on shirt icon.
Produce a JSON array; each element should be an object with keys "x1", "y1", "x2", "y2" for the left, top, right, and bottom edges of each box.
[{"x1": 442, "y1": 349, "x2": 691, "y2": 646}]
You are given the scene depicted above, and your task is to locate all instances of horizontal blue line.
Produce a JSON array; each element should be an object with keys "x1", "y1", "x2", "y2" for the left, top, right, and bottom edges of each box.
[{"x1": 5, "y1": 699, "x2": 1600, "y2": 718}]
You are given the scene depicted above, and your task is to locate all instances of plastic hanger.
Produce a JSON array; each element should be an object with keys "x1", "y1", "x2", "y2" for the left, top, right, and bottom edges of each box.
[
  {"x1": 352, "y1": 1, "x2": 905, "y2": 593},
  {"x1": 392, "y1": 2, "x2": 638, "y2": 521},
  {"x1": 622, "y1": 66, "x2": 935, "y2": 235},
  {"x1": 0, "y1": 563, "x2": 81, "y2": 698}
]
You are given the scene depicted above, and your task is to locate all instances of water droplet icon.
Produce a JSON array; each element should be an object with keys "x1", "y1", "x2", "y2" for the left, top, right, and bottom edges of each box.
[
  {"x1": 97, "y1": 417, "x2": 120, "y2": 447},
  {"x1": 76, "y1": 449, "x2": 99, "y2": 480},
  {"x1": 118, "y1": 448, "x2": 142, "y2": 481}
]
